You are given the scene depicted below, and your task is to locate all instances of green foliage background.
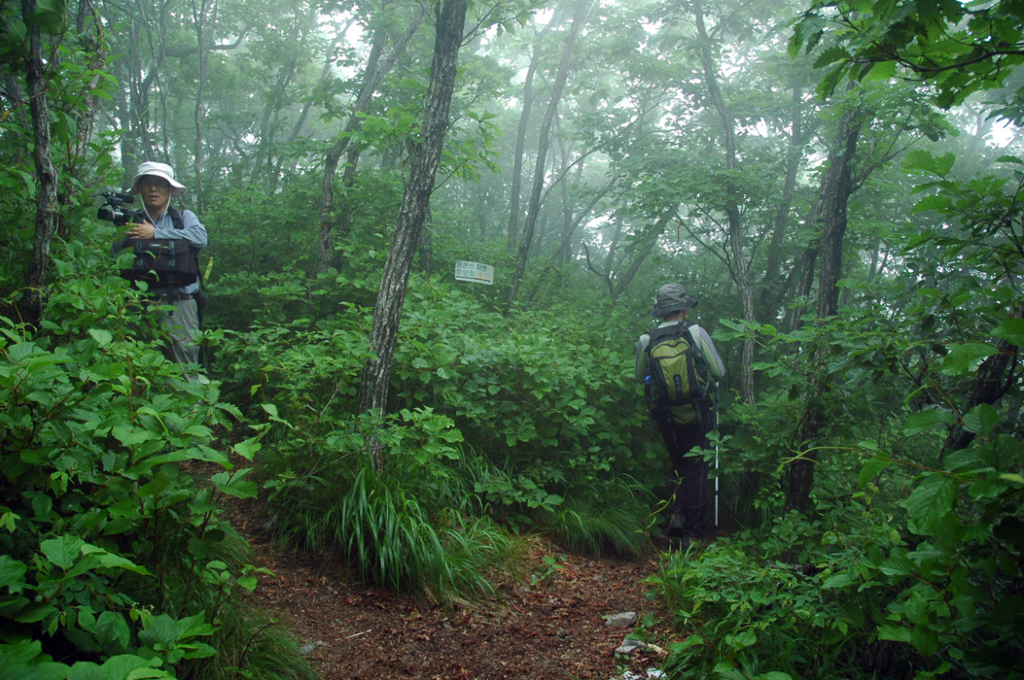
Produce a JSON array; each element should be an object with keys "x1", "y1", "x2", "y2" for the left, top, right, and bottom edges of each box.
[{"x1": 4, "y1": 0, "x2": 1024, "y2": 678}]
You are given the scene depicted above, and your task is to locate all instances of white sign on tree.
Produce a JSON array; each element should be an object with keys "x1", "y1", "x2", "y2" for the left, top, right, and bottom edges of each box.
[{"x1": 454, "y1": 261, "x2": 494, "y2": 285}]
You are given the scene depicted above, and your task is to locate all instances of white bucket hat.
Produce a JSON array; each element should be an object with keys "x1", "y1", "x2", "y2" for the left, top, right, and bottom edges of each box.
[{"x1": 129, "y1": 161, "x2": 187, "y2": 198}]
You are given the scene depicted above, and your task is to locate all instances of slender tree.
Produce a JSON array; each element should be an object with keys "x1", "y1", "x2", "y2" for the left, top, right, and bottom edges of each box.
[
  {"x1": 18, "y1": 0, "x2": 59, "y2": 326},
  {"x1": 316, "y1": 4, "x2": 426, "y2": 274},
  {"x1": 358, "y1": 0, "x2": 469, "y2": 463},
  {"x1": 785, "y1": 102, "x2": 865, "y2": 513},
  {"x1": 693, "y1": 0, "x2": 757, "y2": 404},
  {"x1": 506, "y1": 22, "x2": 549, "y2": 253},
  {"x1": 505, "y1": 0, "x2": 590, "y2": 313}
]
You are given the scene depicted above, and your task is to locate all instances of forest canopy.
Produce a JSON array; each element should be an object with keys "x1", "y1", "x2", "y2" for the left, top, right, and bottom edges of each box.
[{"x1": 2, "y1": 0, "x2": 1024, "y2": 678}]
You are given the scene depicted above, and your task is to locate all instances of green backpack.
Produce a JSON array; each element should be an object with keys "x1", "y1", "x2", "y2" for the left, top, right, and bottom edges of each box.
[{"x1": 644, "y1": 323, "x2": 712, "y2": 429}]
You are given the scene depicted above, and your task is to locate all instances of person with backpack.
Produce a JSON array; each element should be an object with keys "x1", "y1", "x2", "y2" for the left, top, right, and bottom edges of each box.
[
  {"x1": 111, "y1": 161, "x2": 207, "y2": 369},
  {"x1": 635, "y1": 283, "x2": 725, "y2": 548}
]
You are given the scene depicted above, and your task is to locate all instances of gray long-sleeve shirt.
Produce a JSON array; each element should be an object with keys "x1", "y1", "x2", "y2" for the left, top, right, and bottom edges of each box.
[
  {"x1": 111, "y1": 207, "x2": 207, "y2": 295},
  {"x1": 635, "y1": 320, "x2": 726, "y2": 384}
]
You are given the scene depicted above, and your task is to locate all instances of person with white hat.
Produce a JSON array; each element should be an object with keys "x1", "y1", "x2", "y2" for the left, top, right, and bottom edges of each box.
[
  {"x1": 635, "y1": 283, "x2": 725, "y2": 548},
  {"x1": 111, "y1": 161, "x2": 208, "y2": 369}
]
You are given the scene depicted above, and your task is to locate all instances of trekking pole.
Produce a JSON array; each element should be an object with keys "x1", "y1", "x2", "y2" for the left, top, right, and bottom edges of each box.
[{"x1": 714, "y1": 386, "x2": 720, "y2": 529}]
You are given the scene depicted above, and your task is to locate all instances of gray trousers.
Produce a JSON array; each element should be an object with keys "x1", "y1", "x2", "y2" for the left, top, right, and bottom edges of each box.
[{"x1": 159, "y1": 297, "x2": 200, "y2": 367}]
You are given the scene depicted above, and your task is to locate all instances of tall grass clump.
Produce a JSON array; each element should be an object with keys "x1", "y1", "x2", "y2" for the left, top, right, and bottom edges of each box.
[
  {"x1": 542, "y1": 477, "x2": 653, "y2": 556},
  {"x1": 265, "y1": 409, "x2": 514, "y2": 597}
]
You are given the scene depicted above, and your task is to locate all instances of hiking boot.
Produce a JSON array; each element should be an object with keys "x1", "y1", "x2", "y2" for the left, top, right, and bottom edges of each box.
[{"x1": 667, "y1": 508, "x2": 686, "y2": 538}]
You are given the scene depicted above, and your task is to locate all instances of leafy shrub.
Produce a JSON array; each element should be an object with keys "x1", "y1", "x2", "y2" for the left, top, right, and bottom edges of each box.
[
  {"x1": 219, "y1": 272, "x2": 666, "y2": 563},
  {"x1": 652, "y1": 339, "x2": 1024, "y2": 680},
  {"x1": 652, "y1": 501, "x2": 904, "y2": 680},
  {"x1": 832, "y1": 431, "x2": 1024, "y2": 679},
  {"x1": 0, "y1": 284, "x2": 307, "y2": 679}
]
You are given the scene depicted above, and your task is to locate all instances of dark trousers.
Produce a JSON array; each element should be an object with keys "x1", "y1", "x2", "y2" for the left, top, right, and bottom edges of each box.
[{"x1": 655, "y1": 418, "x2": 709, "y2": 537}]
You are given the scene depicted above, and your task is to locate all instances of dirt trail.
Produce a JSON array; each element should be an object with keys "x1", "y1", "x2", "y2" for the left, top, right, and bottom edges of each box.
[{"x1": 239, "y1": 528, "x2": 674, "y2": 680}]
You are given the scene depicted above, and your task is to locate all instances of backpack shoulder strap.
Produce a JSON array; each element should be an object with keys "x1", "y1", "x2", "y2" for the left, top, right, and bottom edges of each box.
[
  {"x1": 167, "y1": 207, "x2": 184, "y2": 231},
  {"x1": 687, "y1": 324, "x2": 703, "y2": 355}
]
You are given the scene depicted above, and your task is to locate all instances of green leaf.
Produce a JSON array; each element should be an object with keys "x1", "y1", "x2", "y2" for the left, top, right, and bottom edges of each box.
[
  {"x1": 0, "y1": 640, "x2": 70, "y2": 680},
  {"x1": 726, "y1": 629, "x2": 756, "y2": 649},
  {"x1": 212, "y1": 469, "x2": 257, "y2": 499},
  {"x1": 822, "y1": 573, "x2": 854, "y2": 589},
  {"x1": 940, "y1": 343, "x2": 997, "y2": 376},
  {"x1": 903, "y1": 409, "x2": 955, "y2": 436},
  {"x1": 88, "y1": 329, "x2": 113, "y2": 347},
  {"x1": 137, "y1": 472, "x2": 173, "y2": 498},
  {"x1": 81, "y1": 546, "x2": 152, "y2": 576},
  {"x1": 90, "y1": 655, "x2": 163, "y2": 680},
  {"x1": 877, "y1": 624, "x2": 911, "y2": 642},
  {"x1": 0, "y1": 512, "x2": 19, "y2": 532},
  {"x1": 905, "y1": 475, "x2": 956, "y2": 532},
  {"x1": 236, "y1": 576, "x2": 258, "y2": 592},
  {"x1": 111, "y1": 427, "x2": 156, "y2": 447},
  {"x1": 0, "y1": 556, "x2": 27, "y2": 590},
  {"x1": 863, "y1": 60, "x2": 896, "y2": 82},
  {"x1": 911, "y1": 194, "x2": 954, "y2": 214},
  {"x1": 40, "y1": 535, "x2": 84, "y2": 570},
  {"x1": 231, "y1": 439, "x2": 259, "y2": 460},
  {"x1": 911, "y1": 624, "x2": 939, "y2": 657},
  {"x1": 138, "y1": 614, "x2": 180, "y2": 648},
  {"x1": 67, "y1": 662, "x2": 103, "y2": 680},
  {"x1": 859, "y1": 455, "x2": 891, "y2": 486},
  {"x1": 879, "y1": 551, "x2": 914, "y2": 576},
  {"x1": 13, "y1": 603, "x2": 58, "y2": 623},
  {"x1": 902, "y1": 150, "x2": 955, "y2": 177},
  {"x1": 711, "y1": 662, "x2": 746, "y2": 680},
  {"x1": 991, "y1": 318, "x2": 1024, "y2": 346},
  {"x1": 813, "y1": 45, "x2": 851, "y2": 69},
  {"x1": 962, "y1": 404, "x2": 1000, "y2": 437}
]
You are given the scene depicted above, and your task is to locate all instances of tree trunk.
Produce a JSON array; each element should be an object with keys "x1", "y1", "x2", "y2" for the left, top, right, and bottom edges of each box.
[
  {"x1": 358, "y1": 0, "x2": 468, "y2": 457},
  {"x1": 190, "y1": 0, "x2": 217, "y2": 208},
  {"x1": 525, "y1": 179, "x2": 615, "y2": 305},
  {"x1": 610, "y1": 215, "x2": 669, "y2": 300},
  {"x1": 289, "y1": 30, "x2": 349, "y2": 144},
  {"x1": 419, "y1": 206, "x2": 434, "y2": 273},
  {"x1": 784, "y1": 242, "x2": 818, "y2": 333},
  {"x1": 758, "y1": 83, "x2": 805, "y2": 323},
  {"x1": 604, "y1": 212, "x2": 625, "y2": 286},
  {"x1": 316, "y1": 5, "x2": 425, "y2": 274},
  {"x1": 18, "y1": 0, "x2": 60, "y2": 327},
  {"x1": 507, "y1": 29, "x2": 544, "y2": 254},
  {"x1": 62, "y1": 0, "x2": 106, "y2": 239},
  {"x1": 695, "y1": 0, "x2": 755, "y2": 404},
  {"x1": 785, "y1": 104, "x2": 864, "y2": 514},
  {"x1": 942, "y1": 305, "x2": 1024, "y2": 456},
  {"x1": 254, "y1": 7, "x2": 305, "y2": 187},
  {"x1": 505, "y1": 0, "x2": 589, "y2": 314},
  {"x1": 137, "y1": 0, "x2": 171, "y2": 161}
]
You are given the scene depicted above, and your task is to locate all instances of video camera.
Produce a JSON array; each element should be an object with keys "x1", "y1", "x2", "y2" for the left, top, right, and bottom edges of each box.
[{"x1": 97, "y1": 191, "x2": 140, "y2": 227}]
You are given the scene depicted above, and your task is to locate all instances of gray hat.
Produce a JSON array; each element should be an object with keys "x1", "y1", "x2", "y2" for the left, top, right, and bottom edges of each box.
[{"x1": 651, "y1": 283, "x2": 698, "y2": 318}]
